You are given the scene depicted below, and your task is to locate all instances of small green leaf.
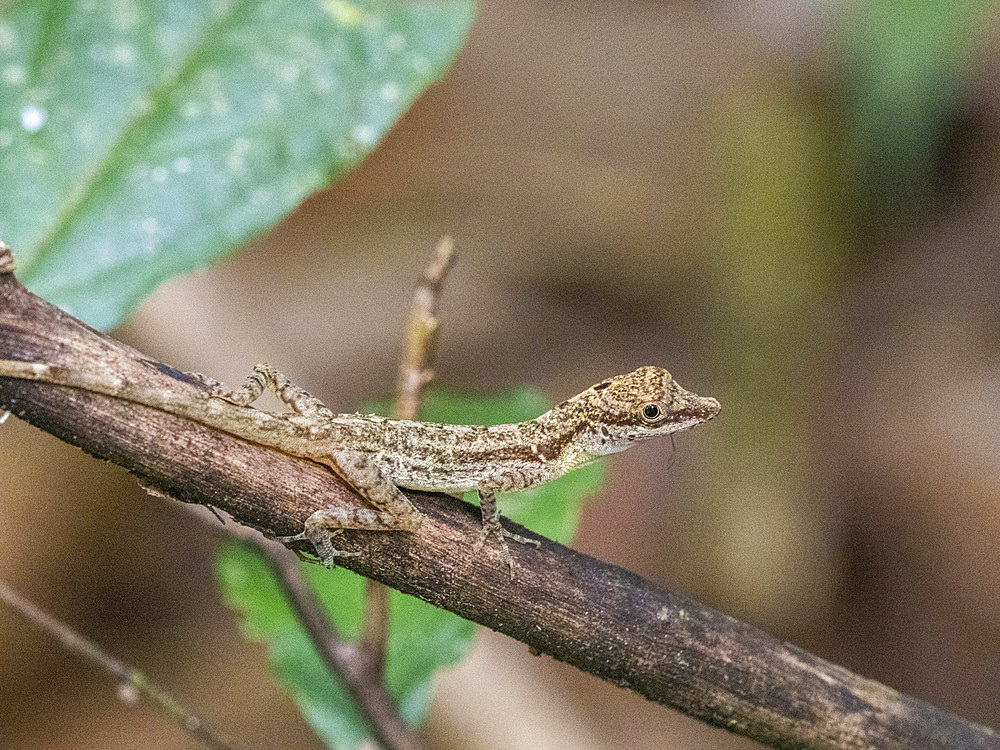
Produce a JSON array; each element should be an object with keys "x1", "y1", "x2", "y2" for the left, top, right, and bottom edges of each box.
[
  {"x1": 217, "y1": 388, "x2": 605, "y2": 748},
  {"x1": 0, "y1": 0, "x2": 475, "y2": 329}
]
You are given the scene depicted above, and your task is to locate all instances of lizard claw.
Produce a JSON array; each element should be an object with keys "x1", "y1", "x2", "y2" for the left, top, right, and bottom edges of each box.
[
  {"x1": 474, "y1": 520, "x2": 540, "y2": 580},
  {"x1": 275, "y1": 528, "x2": 361, "y2": 567}
]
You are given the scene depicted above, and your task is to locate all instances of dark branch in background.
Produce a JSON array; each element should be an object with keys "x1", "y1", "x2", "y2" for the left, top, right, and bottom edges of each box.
[
  {"x1": 0, "y1": 245, "x2": 997, "y2": 750},
  {"x1": 0, "y1": 579, "x2": 246, "y2": 750},
  {"x1": 362, "y1": 237, "x2": 456, "y2": 674},
  {"x1": 220, "y1": 526, "x2": 422, "y2": 750}
]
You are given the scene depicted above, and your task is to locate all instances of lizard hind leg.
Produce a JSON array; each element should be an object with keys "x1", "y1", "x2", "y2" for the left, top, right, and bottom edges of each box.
[
  {"x1": 281, "y1": 447, "x2": 424, "y2": 567},
  {"x1": 319, "y1": 446, "x2": 424, "y2": 531},
  {"x1": 277, "y1": 507, "x2": 410, "y2": 567},
  {"x1": 214, "y1": 363, "x2": 334, "y2": 418},
  {"x1": 473, "y1": 489, "x2": 541, "y2": 580}
]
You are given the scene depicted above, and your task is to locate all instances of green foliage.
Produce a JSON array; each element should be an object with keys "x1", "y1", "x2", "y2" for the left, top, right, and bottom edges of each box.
[
  {"x1": 216, "y1": 388, "x2": 605, "y2": 749},
  {"x1": 837, "y1": 0, "x2": 992, "y2": 206},
  {"x1": 217, "y1": 544, "x2": 468, "y2": 746},
  {"x1": 0, "y1": 0, "x2": 475, "y2": 329}
]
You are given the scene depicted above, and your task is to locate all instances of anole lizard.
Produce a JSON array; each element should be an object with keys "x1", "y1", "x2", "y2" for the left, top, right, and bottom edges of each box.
[{"x1": 0, "y1": 360, "x2": 720, "y2": 576}]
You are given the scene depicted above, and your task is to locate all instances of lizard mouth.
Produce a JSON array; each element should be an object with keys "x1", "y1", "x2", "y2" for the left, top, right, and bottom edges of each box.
[{"x1": 670, "y1": 395, "x2": 721, "y2": 427}]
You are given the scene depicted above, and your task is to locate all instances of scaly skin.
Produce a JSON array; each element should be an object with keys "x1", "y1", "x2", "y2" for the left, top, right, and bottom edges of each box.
[{"x1": 0, "y1": 360, "x2": 720, "y2": 577}]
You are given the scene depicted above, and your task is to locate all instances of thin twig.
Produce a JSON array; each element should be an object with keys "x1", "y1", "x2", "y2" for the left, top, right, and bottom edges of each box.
[
  {"x1": 222, "y1": 526, "x2": 423, "y2": 750},
  {"x1": 0, "y1": 579, "x2": 247, "y2": 750},
  {"x1": 362, "y1": 237, "x2": 456, "y2": 673},
  {"x1": 394, "y1": 236, "x2": 456, "y2": 421}
]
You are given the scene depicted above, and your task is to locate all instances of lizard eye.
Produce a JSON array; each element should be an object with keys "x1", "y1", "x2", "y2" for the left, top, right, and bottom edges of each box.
[{"x1": 641, "y1": 402, "x2": 663, "y2": 423}]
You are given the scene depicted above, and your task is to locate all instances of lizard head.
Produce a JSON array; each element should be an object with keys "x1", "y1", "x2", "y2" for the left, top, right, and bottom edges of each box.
[{"x1": 563, "y1": 366, "x2": 721, "y2": 456}]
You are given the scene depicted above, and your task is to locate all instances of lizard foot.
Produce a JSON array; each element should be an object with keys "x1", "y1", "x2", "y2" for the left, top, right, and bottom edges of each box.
[
  {"x1": 277, "y1": 504, "x2": 420, "y2": 568},
  {"x1": 473, "y1": 519, "x2": 540, "y2": 580},
  {"x1": 276, "y1": 519, "x2": 361, "y2": 568}
]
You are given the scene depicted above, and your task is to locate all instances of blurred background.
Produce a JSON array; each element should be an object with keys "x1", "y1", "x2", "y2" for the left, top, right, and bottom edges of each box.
[{"x1": 3, "y1": 1, "x2": 1000, "y2": 747}]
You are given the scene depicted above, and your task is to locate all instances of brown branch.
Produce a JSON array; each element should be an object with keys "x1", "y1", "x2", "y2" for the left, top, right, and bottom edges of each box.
[
  {"x1": 362, "y1": 237, "x2": 456, "y2": 674},
  {"x1": 0, "y1": 578, "x2": 247, "y2": 750},
  {"x1": 1, "y1": 255, "x2": 998, "y2": 750}
]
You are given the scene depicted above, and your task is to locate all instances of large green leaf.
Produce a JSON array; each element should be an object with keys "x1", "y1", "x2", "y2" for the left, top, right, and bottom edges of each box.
[
  {"x1": 217, "y1": 388, "x2": 605, "y2": 749},
  {"x1": 0, "y1": 0, "x2": 475, "y2": 329}
]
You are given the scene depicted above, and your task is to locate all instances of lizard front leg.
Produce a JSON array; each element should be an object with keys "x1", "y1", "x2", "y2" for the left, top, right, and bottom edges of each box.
[
  {"x1": 213, "y1": 363, "x2": 334, "y2": 418},
  {"x1": 281, "y1": 445, "x2": 424, "y2": 567},
  {"x1": 473, "y1": 489, "x2": 541, "y2": 579}
]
